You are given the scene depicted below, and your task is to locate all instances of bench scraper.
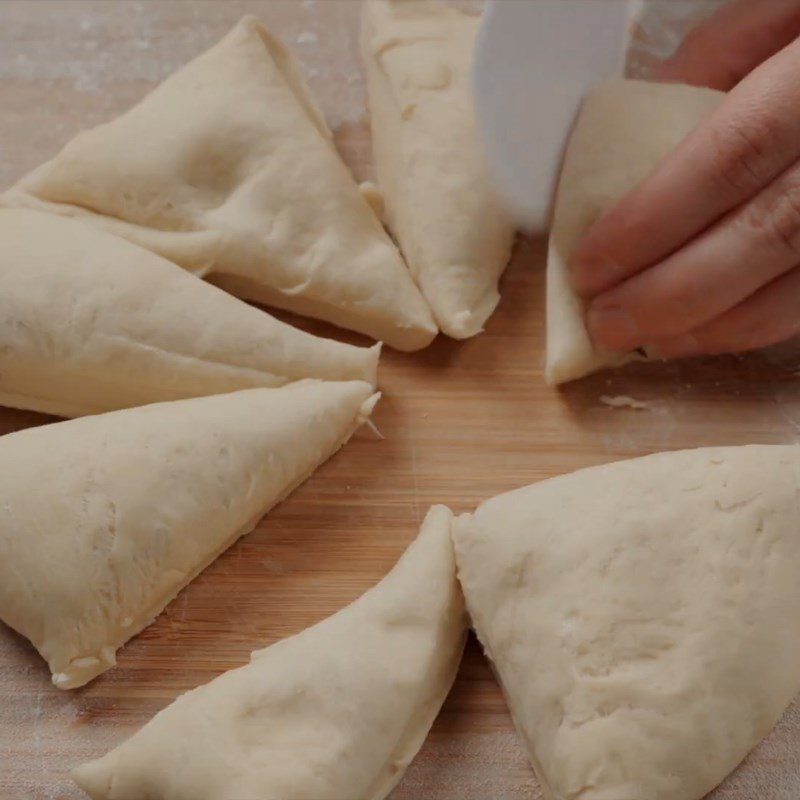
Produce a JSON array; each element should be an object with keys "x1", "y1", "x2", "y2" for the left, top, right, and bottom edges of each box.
[{"x1": 473, "y1": 0, "x2": 637, "y2": 232}]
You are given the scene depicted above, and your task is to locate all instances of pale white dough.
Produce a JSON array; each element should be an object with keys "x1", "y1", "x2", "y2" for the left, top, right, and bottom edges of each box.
[
  {"x1": 546, "y1": 79, "x2": 724, "y2": 384},
  {"x1": 454, "y1": 445, "x2": 800, "y2": 800},
  {"x1": 0, "y1": 380, "x2": 378, "y2": 689},
  {"x1": 73, "y1": 505, "x2": 467, "y2": 800},
  {"x1": 361, "y1": 0, "x2": 515, "y2": 339},
  {"x1": 0, "y1": 209, "x2": 379, "y2": 417},
  {"x1": 2, "y1": 17, "x2": 437, "y2": 351}
]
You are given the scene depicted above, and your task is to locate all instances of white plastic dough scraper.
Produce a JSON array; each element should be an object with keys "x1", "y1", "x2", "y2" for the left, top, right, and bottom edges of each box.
[{"x1": 473, "y1": 0, "x2": 636, "y2": 232}]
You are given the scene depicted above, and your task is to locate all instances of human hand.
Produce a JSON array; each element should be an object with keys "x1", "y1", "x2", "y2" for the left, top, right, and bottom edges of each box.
[{"x1": 572, "y1": 0, "x2": 800, "y2": 359}]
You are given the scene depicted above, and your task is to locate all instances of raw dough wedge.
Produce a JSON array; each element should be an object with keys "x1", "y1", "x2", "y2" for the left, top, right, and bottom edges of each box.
[
  {"x1": 0, "y1": 380, "x2": 378, "y2": 689},
  {"x1": 546, "y1": 79, "x2": 724, "y2": 384},
  {"x1": 3, "y1": 17, "x2": 437, "y2": 351},
  {"x1": 0, "y1": 209, "x2": 379, "y2": 418},
  {"x1": 73, "y1": 505, "x2": 467, "y2": 800},
  {"x1": 361, "y1": 0, "x2": 515, "y2": 339},
  {"x1": 454, "y1": 446, "x2": 800, "y2": 800}
]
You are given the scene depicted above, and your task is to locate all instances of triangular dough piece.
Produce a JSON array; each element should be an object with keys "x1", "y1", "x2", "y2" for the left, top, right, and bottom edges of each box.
[
  {"x1": 0, "y1": 380, "x2": 378, "y2": 689},
  {"x1": 361, "y1": 0, "x2": 515, "y2": 339},
  {"x1": 0, "y1": 209, "x2": 379, "y2": 417},
  {"x1": 546, "y1": 79, "x2": 724, "y2": 384},
  {"x1": 2, "y1": 17, "x2": 437, "y2": 352},
  {"x1": 73, "y1": 505, "x2": 467, "y2": 800},
  {"x1": 454, "y1": 446, "x2": 800, "y2": 800}
]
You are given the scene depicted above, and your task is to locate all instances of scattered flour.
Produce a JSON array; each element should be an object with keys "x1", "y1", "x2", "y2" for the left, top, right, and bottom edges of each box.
[{"x1": 296, "y1": 30, "x2": 319, "y2": 45}]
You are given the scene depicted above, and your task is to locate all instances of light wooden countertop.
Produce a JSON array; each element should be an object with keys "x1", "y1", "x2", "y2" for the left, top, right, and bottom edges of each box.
[{"x1": 0, "y1": 2, "x2": 799, "y2": 798}]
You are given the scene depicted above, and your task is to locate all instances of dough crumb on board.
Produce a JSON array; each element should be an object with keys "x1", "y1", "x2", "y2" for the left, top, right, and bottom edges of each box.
[{"x1": 599, "y1": 394, "x2": 658, "y2": 411}]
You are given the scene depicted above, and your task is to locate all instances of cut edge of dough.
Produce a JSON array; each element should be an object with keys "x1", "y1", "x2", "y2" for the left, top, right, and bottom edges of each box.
[
  {"x1": 452, "y1": 511, "x2": 558, "y2": 800},
  {"x1": 361, "y1": 504, "x2": 468, "y2": 800}
]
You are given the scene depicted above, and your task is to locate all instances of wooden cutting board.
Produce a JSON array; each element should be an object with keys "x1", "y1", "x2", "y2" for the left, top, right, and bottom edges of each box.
[{"x1": 1, "y1": 2, "x2": 800, "y2": 798}]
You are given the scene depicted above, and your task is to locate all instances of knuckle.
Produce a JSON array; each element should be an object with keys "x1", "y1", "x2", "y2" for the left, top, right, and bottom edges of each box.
[
  {"x1": 709, "y1": 114, "x2": 780, "y2": 195},
  {"x1": 742, "y1": 178, "x2": 800, "y2": 258}
]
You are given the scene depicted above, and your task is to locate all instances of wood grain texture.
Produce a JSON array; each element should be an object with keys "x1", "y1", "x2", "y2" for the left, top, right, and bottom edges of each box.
[{"x1": 1, "y1": 2, "x2": 800, "y2": 799}]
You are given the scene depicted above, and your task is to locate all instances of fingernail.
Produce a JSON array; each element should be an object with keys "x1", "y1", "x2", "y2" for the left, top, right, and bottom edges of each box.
[{"x1": 587, "y1": 304, "x2": 640, "y2": 351}]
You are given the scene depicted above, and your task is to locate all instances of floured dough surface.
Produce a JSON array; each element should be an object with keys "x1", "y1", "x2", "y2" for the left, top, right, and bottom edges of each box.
[
  {"x1": 546, "y1": 79, "x2": 724, "y2": 384},
  {"x1": 0, "y1": 380, "x2": 377, "y2": 689},
  {"x1": 0, "y1": 209, "x2": 379, "y2": 417},
  {"x1": 455, "y1": 445, "x2": 800, "y2": 800},
  {"x1": 362, "y1": 0, "x2": 515, "y2": 339},
  {"x1": 74, "y1": 505, "x2": 467, "y2": 800},
  {"x1": 3, "y1": 17, "x2": 437, "y2": 351}
]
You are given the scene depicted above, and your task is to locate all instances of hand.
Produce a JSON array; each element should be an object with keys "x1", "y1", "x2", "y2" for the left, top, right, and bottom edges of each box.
[{"x1": 572, "y1": 0, "x2": 800, "y2": 359}]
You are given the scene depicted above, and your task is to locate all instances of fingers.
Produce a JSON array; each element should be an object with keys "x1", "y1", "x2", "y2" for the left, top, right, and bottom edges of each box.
[
  {"x1": 647, "y1": 266, "x2": 800, "y2": 359},
  {"x1": 587, "y1": 160, "x2": 800, "y2": 351},
  {"x1": 657, "y1": 0, "x2": 800, "y2": 91},
  {"x1": 572, "y1": 37, "x2": 800, "y2": 298}
]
